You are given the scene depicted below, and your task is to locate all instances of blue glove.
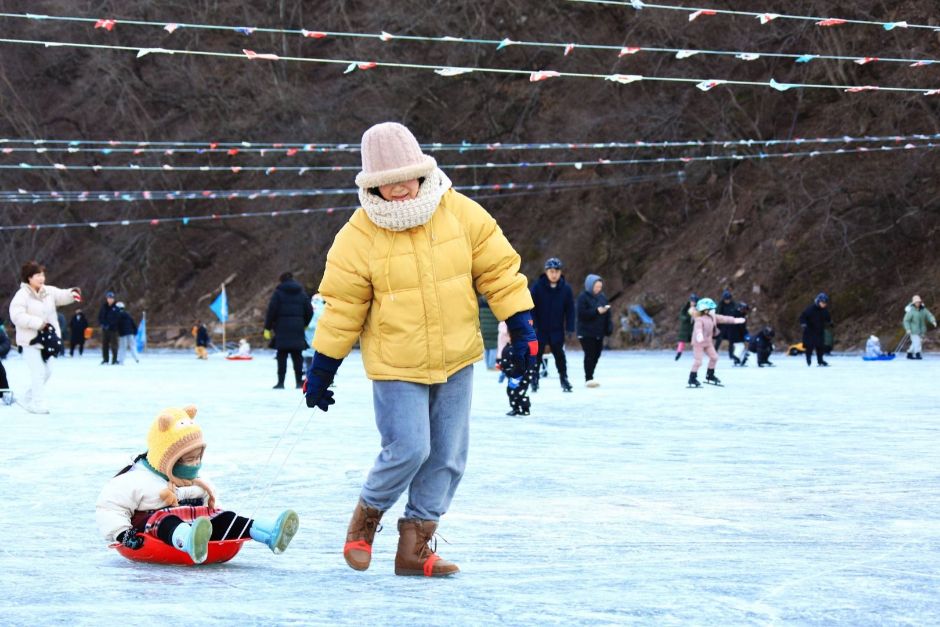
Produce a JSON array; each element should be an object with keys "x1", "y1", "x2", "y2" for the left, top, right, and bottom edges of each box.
[
  {"x1": 505, "y1": 311, "x2": 538, "y2": 379},
  {"x1": 304, "y1": 352, "x2": 343, "y2": 411}
]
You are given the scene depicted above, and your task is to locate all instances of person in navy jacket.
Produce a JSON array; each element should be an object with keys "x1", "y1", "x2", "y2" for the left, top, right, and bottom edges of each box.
[{"x1": 530, "y1": 257, "x2": 575, "y2": 392}]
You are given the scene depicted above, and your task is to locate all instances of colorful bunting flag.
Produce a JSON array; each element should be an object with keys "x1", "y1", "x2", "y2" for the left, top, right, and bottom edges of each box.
[
  {"x1": 605, "y1": 74, "x2": 643, "y2": 84},
  {"x1": 529, "y1": 71, "x2": 561, "y2": 82},
  {"x1": 689, "y1": 10, "x2": 716, "y2": 21},
  {"x1": 94, "y1": 19, "x2": 116, "y2": 31}
]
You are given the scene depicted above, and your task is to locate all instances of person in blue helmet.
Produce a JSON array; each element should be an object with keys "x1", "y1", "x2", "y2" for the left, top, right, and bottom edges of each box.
[
  {"x1": 687, "y1": 297, "x2": 745, "y2": 387},
  {"x1": 530, "y1": 257, "x2": 575, "y2": 392},
  {"x1": 799, "y1": 293, "x2": 832, "y2": 367}
]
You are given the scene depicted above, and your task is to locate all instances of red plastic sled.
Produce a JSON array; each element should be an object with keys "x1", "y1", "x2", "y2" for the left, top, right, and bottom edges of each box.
[
  {"x1": 111, "y1": 534, "x2": 251, "y2": 566},
  {"x1": 225, "y1": 355, "x2": 253, "y2": 361}
]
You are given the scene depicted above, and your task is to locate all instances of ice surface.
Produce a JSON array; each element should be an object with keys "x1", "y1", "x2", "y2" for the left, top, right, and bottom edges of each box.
[{"x1": 0, "y1": 349, "x2": 938, "y2": 625}]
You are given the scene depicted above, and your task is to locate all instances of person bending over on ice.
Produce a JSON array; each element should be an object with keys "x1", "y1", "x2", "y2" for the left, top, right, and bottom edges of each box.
[
  {"x1": 304, "y1": 122, "x2": 536, "y2": 577},
  {"x1": 95, "y1": 405, "x2": 299, "y2": 564},
  {"x1": 750, "y1": 326, "x2": 776, "y2": 367},
  {"x1": 687, "y1": 297, "x2": 745, "y2": 388},
  {"x1": 799, "y1": 293, "x2": 832, "y2": 367}
]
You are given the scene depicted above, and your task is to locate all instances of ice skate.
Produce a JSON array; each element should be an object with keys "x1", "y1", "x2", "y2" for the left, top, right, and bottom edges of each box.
[
  {"x1": 0, "y1": 389, "x2": 13, "y2": 407},
  {"x1": 818, "y1": 360, "x2": 830, "y2": 367},
  {"x1": 705, "y1": 369, "x2": 723, "y2": 386},
  {"x1": 687, "y1": 372, "x2": 701, "y2": 388},
  {"x1": 674, "y1": 351, "x2": 682, "y2": 361},
  {"x1": 560, "y1": 376, "x2": 573, "y2": 393}
]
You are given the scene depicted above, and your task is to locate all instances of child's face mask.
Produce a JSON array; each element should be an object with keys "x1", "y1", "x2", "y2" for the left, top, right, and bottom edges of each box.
[{"x1": 173, "y1": 461, "x2": 202, "y2": 480}]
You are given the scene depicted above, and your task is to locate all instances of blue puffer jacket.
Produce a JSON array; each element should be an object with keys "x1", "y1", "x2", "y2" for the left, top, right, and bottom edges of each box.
[{"x1": 530, "y1": 274, "x2": 575, "y2": 345}]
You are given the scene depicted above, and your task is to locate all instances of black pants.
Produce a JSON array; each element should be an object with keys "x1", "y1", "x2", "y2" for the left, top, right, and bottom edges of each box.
[
  {"x1": 101, "y1": 328, "x2": 119, "y2": 363},
  {"x1": 506, "y1": 367, "x2": 533, "y2": 415},
  {"x1": 714, "y1": 333, "x2": 735, "y2": 360},
  {"x1": 756, "y1": 349, "x2": 773, "y2": 365},
  {"x1": 579, "y1": 336, "x2": 603, "y2": 381},
  {"x1": 0, "y1": 360, "x2": 8, "y2": 394},
  {"x1": 538, "y1": 339, "x2": 568, "y2": 379},
  {"x1": 804, "y1": 343, "x2": 826, "y2": 365},
  {"x1": 155, "y1": 511, "x2": 253, "y2": 547},
  {"x1": 276, "y1": 349, "x2": 304, "y2": 386},
  {"x1": 70, "y1": 338, "x2": 85, "y2": 356}
]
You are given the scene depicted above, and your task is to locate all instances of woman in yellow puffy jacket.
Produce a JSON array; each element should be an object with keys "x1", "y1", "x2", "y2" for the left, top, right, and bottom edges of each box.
[{"x1": 303, "y1": 122, "x2": 536, "y2": 577}]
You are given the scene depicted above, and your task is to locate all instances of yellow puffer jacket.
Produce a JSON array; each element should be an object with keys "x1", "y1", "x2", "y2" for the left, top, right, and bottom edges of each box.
[{"x1": 314, "y1": 188, "x2": 533, "y2": 384}]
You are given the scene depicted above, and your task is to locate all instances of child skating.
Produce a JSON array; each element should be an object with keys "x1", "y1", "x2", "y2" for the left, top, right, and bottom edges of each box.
[
  {"x1": 96, "y1": 405, "x2": 299, "y2": 564},
  {"x1": 498, "y1": 341, "x2": 533, "y2": 416},
  {"x1": 687, "y1": 298, "x2": 746, "y2": 388}
]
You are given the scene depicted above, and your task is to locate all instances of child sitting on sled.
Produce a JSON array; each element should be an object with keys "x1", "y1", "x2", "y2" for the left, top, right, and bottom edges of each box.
[
  {"x1": 95, "y1": 405, "x2": 299, "y2": 564},
  {"x1": 231, "y1": 337, "x2": 252, "y2": 358}
]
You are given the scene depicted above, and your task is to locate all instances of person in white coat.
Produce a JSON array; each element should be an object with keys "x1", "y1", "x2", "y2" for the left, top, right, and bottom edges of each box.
[{"x1": 8, "y1": 261, "x2": 81, "y2": 414}]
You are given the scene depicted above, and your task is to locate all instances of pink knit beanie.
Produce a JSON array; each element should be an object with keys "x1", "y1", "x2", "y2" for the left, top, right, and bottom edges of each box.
[{"x1": 355, "y1": 122, "x2": 437, "y2": 189}]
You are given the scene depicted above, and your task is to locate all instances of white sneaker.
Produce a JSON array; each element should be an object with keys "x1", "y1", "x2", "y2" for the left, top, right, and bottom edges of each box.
[{"x1": 586, "y1": 380, "x2": 600, "y2": 388}]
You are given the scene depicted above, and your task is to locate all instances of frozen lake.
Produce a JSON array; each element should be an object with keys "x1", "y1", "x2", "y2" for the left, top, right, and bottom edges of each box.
[{"x1": 0, "y1": 349, "x2": 937, "y2": 625}]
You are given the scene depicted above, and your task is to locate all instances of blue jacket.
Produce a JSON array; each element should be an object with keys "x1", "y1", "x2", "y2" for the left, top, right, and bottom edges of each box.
[
  {"x1": 117, "y1": 311, "x2": 137, "y2": 337},
  {"x1": 98, "y1": 302, "x2": 120, "y2": 330},
  {"x1": 530, "y1": 274, "x2": 575, "y2": 345}
]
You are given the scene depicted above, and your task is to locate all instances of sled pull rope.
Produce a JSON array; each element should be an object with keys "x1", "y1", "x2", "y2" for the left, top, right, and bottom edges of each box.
[{"x1": 220, "y1": 396, "x2": 307, "y2": 541}]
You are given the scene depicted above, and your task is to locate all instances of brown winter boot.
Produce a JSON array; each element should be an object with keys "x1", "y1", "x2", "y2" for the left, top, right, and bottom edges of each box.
[
  {"x1": 343, "y1": 499, "x2": 384, "y2": 571},
  {"x1": 394, "y1": 518, "x2": 460, "y2": 577}
]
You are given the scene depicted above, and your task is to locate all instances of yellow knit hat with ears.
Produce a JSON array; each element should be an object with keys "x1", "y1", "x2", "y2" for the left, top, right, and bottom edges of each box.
[{"x1": 146, "y1": 405, "x2": 205, "y2": 485}]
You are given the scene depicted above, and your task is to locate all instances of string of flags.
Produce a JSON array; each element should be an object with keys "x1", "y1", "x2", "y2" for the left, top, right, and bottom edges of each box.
[
  {"x1": 4, "y1": 11, "x2": 936, "y2": 69},
  {"x1": 3, "y1": 132, "x2": 940, "y2": 154},
  {"x1": 0, "y1": 173, "x2": 682, "y2": 231},
  {"x1": 567, "y1": 0, "x2": 937, "y2": 32},
  {"x1": 3, "y1": 142, "x2": 937, "y2": 202},
  {"x1": 0, "y1": 36, "x2": 938, "y2": 96},
  {"x1": 0, "y1": 133, "x2": 940, "y2": 157}
]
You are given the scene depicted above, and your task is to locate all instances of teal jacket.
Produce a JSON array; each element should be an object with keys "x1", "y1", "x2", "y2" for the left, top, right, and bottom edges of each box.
[{"x1": 904, "y1": 304, "x2": 937, "y2": 336}]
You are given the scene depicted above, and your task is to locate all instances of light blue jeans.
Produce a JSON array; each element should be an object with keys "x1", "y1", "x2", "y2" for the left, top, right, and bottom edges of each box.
[{"x1": 361, "y1": 365, "x2": 473, "y2": 521}]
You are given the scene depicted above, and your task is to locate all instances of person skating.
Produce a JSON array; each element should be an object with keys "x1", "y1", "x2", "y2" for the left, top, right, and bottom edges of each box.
[
  {"x1": 95, "y1": 405, "x2": 299, "y2": 563},
  {"x1": 714, "y1": 290, "x2": 739, "y2": 363},
  {"x1": 498, "y1": 341, "x2": 533, "y2": 415},
  {"x1": 69, "y1": 309, "x2": 88, "y2": 356},
  {"x1": 687, "y1": 297, "x2": 745, "y2": 388},
  {"x1": 302, "y1": 293, "x2": 326, "y2": 374},
  {"x1": 675, "y1": 293, "x2": 697, "y2": 360},
  {"x1": 304, "y1": 122, "x2": 536, "y2": 577},
  {"x1": 799, "y1": 293, "x2": 832, "y2": 367},
  {"x1": 98, "y1": 291, "x2": 120, "y2": 365},
  {"x1": 0, "y1": 318, "x2": 11, "y2": 405},
  {"x1": 576, "y1": 274, "x2": 613, "y2": 387},
  {"x1": 750, "y1": 326, "x2": 776, "y2": 367},
  {"x1": 264, "y1": 272, "x2": 313, "y2": 389},
  {"x1": 193, "y1": 320, "x2": 209, "y2": 359},
  {"x1": 8, "y1": 260, "x2": 82, "y2": 413},
  {"x1": 530, "y1": 257, "x2": 576, "y2": 392},
  {"x1": 729, "y1": 301, "x2": 751, "y2": 367},
  {"x1": 903, "y1": 295, "x2": 936, "y2": 360},
  {"x1": 116, "y1": 302, "x2": 139, "y2": 364}
]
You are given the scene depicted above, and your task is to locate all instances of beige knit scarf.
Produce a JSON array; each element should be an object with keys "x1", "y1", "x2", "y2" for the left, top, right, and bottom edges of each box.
[{"x1": 358, "y1": 168, "x2": 451, "y2": 231}]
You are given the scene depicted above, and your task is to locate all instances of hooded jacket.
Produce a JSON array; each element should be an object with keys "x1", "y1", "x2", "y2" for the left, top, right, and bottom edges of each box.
[
  {"x1": 264, "y1": 279, "x2": 314, "y2": 351},
  {"x1": 313, "y1": 188, "x2": 532, "y2": 384},
  {"x1": 576, "y1": 274, "x2": 613, "y2": 338},
  {"x1": 903, "y1": 304, "x2": 936, "y2": 336},
  {"x1": 9, "y1": 282, "x2": 76, "y2": 346}
]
